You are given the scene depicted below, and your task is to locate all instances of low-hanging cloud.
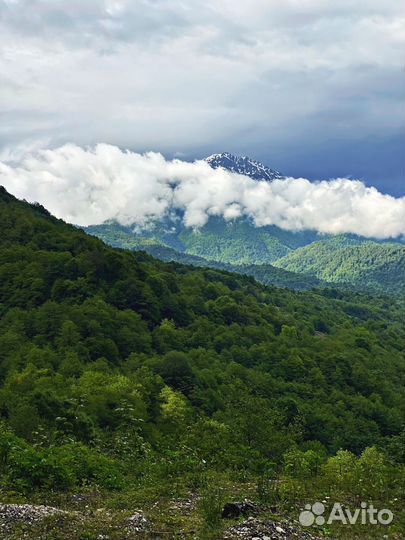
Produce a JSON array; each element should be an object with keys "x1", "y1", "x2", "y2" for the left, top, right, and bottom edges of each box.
[{"x1": 0, "y1": 143, "x2": 404, "y2": 239}]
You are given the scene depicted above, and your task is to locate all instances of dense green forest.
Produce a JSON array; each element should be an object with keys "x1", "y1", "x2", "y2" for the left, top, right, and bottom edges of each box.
[
  {"x1": 85, "y1": 216, "x2": 320, "y2": 264},
  {"x1": 274, "y1": 238, "x2": 404, "y2": 296},
  {"x1": 130, "y1": 244, "x2": 325, "y2": 291},
  {"x1": 1, "y1": 187, "x2": 404, "y2": 539},
  {"x1": 85, "y1": 218, "x2": 404, "y2": 296}
]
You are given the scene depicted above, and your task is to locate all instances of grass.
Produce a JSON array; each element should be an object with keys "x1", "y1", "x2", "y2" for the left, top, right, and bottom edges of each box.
[{"x1": 0, "y1": 473, "x2": 404, "y2": 540}]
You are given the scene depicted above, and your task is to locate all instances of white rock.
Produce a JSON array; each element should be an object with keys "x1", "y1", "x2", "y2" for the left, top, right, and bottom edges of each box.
[{"x1": 126, "y1": 510, "x2": 149, "y2": 531}]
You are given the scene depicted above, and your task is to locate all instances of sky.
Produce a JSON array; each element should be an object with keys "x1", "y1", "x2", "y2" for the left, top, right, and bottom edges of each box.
[
  {"x1": 0, "y1": 1, "x2": 404, "y2": 235},
  {"x1": 0, "y1": 0, "x2": 404, "y2": 196}
]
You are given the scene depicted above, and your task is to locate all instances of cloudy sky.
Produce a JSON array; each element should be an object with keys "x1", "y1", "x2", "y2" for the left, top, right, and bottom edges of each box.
[
  {"x1": 1, "y1": 0, "x2": 404, "y2": 196},
  {"x1": 1, "y1": 143, "x2": 404, "y2": 238}
]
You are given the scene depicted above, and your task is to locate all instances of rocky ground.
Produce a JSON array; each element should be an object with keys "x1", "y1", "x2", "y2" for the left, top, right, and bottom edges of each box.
[
  {"x1": 0, "y1": 504, "x2": 70, "y2": 538},
  {"x1": 224, "y1": 516, "x2": 323, "y2": 540},
  {"x1": 0, "y1": 501, "x2": 327, "y2": 540}
]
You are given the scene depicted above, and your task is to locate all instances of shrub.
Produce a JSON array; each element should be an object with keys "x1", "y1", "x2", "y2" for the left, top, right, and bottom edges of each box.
[
  {"x1": 49, "y1": 443, "x2": 123, "y2": 489},
  {"x1": 0, "y1": 424, "x2": 122, "y2": 492}
]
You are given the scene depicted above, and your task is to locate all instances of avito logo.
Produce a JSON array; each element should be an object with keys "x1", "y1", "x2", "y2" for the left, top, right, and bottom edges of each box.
[{"x1": 299, "y1": 502, "x2": 393, "y2": 527}]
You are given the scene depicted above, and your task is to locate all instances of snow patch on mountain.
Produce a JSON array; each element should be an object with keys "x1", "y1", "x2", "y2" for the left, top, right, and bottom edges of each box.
[{"x1": 205, "y1": 152, "x2": 283, "y2": 181}]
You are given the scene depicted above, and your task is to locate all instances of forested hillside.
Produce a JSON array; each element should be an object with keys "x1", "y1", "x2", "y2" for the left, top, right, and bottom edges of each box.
[
  {"x1": 85, "y1": 218, "x2": 404, "y2": 296},
  {"x1": 274, "y1": 238, "x2": 404, "y2": 296},
  {"x1": 129, "y1": 244, "x2": 325, "y2": 291},
  {"x1": 85, "y1": 217, "x2": 320, "y2": 264},
  {"x1": 1, "y1": 186, "x2": 404, "y2": 538}
]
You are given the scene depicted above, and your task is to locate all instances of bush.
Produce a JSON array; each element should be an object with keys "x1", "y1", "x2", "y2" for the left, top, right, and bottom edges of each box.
[
  {"x1": 0, "y1": 424, "x2": 122, "y2": 492},
  {"x1": 0, "y1": 426, "x2": 72, "y2": 491},
  {"x1": 49, "y1": 443, "x2": 123, "y2": 489}
]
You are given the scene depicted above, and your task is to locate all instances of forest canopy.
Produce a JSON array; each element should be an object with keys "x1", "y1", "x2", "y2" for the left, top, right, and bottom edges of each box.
[{"x1": 0, "y1": 186, "x2": 403, "y2": 503}]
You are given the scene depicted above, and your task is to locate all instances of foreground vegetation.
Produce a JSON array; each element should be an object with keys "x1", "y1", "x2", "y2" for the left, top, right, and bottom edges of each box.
[{"x1": 0, "y1": 187, "x2": 404, "y2": 538}]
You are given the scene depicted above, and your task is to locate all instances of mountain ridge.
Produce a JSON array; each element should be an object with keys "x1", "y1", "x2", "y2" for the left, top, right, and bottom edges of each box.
[
  {"x1": 274, "y1": 238, "x2": 404, "y2": 296},
  {"x1": 82, "y1": 153, "x2": 404, "y2": 297},
  {"x1": 205, "y1": 152, "x2": 283, "y2": 181}
]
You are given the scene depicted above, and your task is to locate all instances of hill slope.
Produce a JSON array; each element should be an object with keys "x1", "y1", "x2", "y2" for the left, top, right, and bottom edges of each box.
[
  {"x1": 0, "y1": 185, "x2": 404, "y2": 538},
  {"x1": 86, "y1": 216, "x2": 320, "y2": 265},
  {"x1": 85, "y1": 217, "x2": 404, "y2": 295},
  {"x1": 1, "y1": 184, "x2": 404, "y2": 451},
  {"x1": 274, "y1": 238, "x2": 404, "y2": 296},
  {"x1": 135, "y1": 243, "x2": 325, "y2": 291}
]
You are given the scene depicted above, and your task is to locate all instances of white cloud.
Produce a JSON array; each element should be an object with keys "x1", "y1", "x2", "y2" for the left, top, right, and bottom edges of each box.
[{"x1": 1, "y1": 143, "x2": 403, "y2": 238}]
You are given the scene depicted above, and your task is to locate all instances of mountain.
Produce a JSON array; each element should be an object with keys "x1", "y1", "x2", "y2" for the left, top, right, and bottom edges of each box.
[
  {"x1": 83, "y1": 153, "x2": 403, "y2": 297},
  {"x1": 86, "y1": 217, "x2": 320, "y2": 264},
  {"x1": 274, "y1": 237, "x2": 404, "y2": 296},
  {"x1": 85, "y1": 219, "x2": 330, "y2": 291},
  {"x1": 85, "y1": 216, "x2": 403, "y2": 296},
  {"x1": 205, "y1": 152, "x2": 283, "y2": 180},
  {"x1": 0, "y1": 186, "x2": 404, "y2": 538}
]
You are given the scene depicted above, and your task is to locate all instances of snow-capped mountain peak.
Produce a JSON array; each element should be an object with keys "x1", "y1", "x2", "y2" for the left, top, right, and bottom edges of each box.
[{"x1": 205, "y1": 152, "x2": 283, "y2": 181}]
